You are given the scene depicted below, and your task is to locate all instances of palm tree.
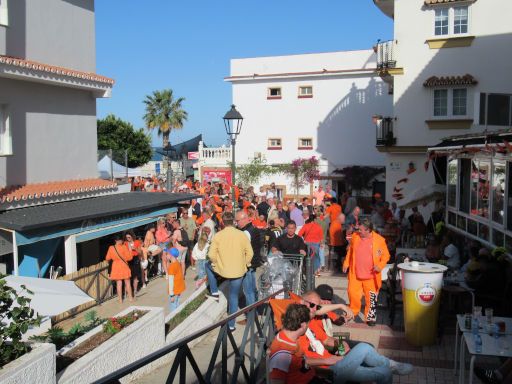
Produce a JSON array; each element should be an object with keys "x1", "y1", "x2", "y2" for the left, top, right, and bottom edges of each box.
[{"x1": 143, "y1": 89, "x2": 188, "y2": 148}]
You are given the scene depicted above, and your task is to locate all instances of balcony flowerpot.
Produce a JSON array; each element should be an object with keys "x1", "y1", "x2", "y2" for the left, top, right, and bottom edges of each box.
[
  {"x1": 0, "y1": 343, "x2": 56, "y2": 384},
  {"x1": 56, "y1": 306, "x2": 164, "y2": 384}
]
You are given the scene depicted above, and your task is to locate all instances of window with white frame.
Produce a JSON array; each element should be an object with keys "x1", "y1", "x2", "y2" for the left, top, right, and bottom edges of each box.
[
  {"x1": 298, "y1": 138, "x2": 313, "y2": 148},
  {"x1": 434, "y1": 5, "x2": 469, "y2": 36},
  {"x1": 0, "y1": 105, "x2": 12, "y2": 155},
  {"x1": 268, "y1": 87, "x2": 282, "y2": 99},
  {"x1": 268, "y1": 138, "x2": 282, "y2": 148},
  {"x1": 0, "y1": 0, "x2": 8, "y2": 26},
  {"x1": 433, "y1": 88, "x2": 468, "y2": 118},
  {"x1": 299, "y1": 86, "x2": 313, "y2": 97}
]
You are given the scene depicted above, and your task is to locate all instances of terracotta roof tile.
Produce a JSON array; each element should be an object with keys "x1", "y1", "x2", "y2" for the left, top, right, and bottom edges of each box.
[
  {"x1": 423, "y1": 74, "x2": 478, "y2": 87},
  {"x1": 425, "y1": 0, "x2": 475, "y2": 4},
  {"x1": 0, "y1": 179, "x2": 117, "y2": 204},
  {"x1": 0, "y1": 55, "x2": 115, "y2": 85}
]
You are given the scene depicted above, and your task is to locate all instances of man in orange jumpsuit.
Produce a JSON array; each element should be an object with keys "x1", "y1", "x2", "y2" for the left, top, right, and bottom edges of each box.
[{"x1": 342, "y1": 218, "x2": 390, "y2": 326}]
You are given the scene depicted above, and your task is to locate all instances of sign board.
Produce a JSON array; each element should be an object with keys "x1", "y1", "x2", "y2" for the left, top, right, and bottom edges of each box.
[
  {"x1": 202, "y1": 169, "x2": 232, "y2": 185},
  {"x1": 188, "y1": 152, "x2": 199, "y2": 160}
]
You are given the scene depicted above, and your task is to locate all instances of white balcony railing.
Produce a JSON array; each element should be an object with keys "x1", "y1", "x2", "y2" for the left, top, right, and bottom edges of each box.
[{"x1": 198, "y1": 141, "x2": 231, "y2": 166}]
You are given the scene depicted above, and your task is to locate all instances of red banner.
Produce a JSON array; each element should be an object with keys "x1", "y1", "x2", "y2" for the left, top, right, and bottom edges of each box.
[{"x1": 202, "y1": 169, "x2": 232, "y2": 185}]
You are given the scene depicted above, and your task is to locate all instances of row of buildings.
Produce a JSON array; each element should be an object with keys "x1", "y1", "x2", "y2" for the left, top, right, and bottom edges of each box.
[{"x1": 0, "y1": 0, "x2": 511, "y2": 278}]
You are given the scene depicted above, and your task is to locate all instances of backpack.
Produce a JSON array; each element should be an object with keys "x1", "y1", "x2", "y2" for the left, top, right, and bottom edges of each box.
[{"x1": 179, "y1": 228, "x2": 190, "y2": 247}]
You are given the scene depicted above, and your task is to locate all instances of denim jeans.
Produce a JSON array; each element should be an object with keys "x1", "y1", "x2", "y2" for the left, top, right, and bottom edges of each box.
[
  {"x1": 242, "y1": 268, "x2": 257, "y2": 306},
  {"x1": 319, "y1": 243, "x2": 326, "y2": 267},
  {"x1": 329, "y1": 343, "x2": 392, "y2": 384},
  {"x1": 205, "y1": 261, "x2": 244, "y2": 329},
  {"x1": 306, "y1": 242, "x2": 321, "y2": 272},
  {"x1": 169, "y1": 295, "x2": 180, "y2": 312},
  {"x1": 196, "y1": 259, "x2": 206, "y2": 279}
]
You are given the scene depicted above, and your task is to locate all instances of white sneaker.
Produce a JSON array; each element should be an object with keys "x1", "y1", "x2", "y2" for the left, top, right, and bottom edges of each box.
[{"x1": 142, "y1": 284, "x2": 147, "y2": 289}]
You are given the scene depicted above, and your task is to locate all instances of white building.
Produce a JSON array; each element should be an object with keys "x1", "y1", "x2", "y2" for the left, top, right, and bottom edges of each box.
[
  {"x1": 373, "y1": 0, "x2": 512, "y2": 210},
  {"x1": 226, "y1": 50, "x2": 392, "y2": 198}
]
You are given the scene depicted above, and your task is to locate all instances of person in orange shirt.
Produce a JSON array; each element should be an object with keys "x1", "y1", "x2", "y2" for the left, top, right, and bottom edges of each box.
[
  {"x1": 167, "y1": 247, "x2": 185, "y2": 311},
  {"x1": 327, "y1": 201, "x2": 345, "y2": 270},
  {"x1": 342, "y1": 218, "x2": 390, "y2": 326},
  {"x1": 106, "y1": 236, "x2": 134, "y2": 303},
  {"x1": 124, "y1": 231, "x2": 142, "y2": 296},
  {"x1": 252, "y1": 214, "x2": 268, "y2": 229}
]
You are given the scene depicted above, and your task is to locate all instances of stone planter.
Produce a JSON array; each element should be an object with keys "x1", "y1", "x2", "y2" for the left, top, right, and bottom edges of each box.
[
  {"x1": 56, "y1": 306, "x2": 164, "y2": 384},
  {"x1": 0, "y1": 343, "x2": 56, "y2": 384}
]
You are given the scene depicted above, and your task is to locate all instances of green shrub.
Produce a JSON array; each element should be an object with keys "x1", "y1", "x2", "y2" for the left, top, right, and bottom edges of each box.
[{"x1": 0, "y1": 274, "x2": 42, "y2": 368}]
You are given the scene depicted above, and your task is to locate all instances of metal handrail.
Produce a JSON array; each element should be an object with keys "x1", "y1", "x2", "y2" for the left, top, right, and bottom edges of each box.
[{"x1": 92, "y1": 288, "x2": 286, "y2": 384}]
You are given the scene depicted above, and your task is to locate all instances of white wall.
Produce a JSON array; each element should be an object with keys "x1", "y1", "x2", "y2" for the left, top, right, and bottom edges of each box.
[
  {"x1": 229, "y1": 50, "x2": 392, "y2": 182},
  {"x1": 392, "y1": 0, "x2": 512, "y2": 147},
  {"x1": 0, "y1": 343, "x2": 56, "y2": 384}
]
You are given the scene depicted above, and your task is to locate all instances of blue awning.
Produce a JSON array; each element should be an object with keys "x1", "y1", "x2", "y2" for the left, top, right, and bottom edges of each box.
[{"x1": 14, "y1": 207, "x2": 177, "y2": 246}]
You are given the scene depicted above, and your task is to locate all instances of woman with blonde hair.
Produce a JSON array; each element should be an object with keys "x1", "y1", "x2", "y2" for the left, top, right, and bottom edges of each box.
[{"x1": 192, "y1": 227, "x2": 210, "y2": 288}]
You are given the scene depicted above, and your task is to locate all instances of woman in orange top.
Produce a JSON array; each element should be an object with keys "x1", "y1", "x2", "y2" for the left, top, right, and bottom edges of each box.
[
  {"x1": 106, "y1": 236, "x2": 134, "y2": 303},
  {"x1": 298, "y1": 214, "x2": 324, "y2": 276},
  {"x1": 124, "y1": 231, "x2": 142, "y2": 296}
]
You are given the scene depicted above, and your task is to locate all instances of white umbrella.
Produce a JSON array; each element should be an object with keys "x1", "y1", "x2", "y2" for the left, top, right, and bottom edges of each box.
[
  {"x1": 4, "y1": 275, "x2": 94, "y2": 317},
  {"x1": 398, "y1": 184, "x2": 446, "y2": 210}
]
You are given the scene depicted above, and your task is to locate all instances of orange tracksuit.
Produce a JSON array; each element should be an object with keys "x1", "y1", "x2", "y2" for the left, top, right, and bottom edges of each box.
[{"x1": 343, "y1": 231, "x2": 390, "y2": 321}]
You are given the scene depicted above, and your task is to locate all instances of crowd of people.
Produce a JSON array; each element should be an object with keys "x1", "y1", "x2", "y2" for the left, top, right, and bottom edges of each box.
[{"x1": 101, "y1": 177, "x2": 512, "y2": 383}]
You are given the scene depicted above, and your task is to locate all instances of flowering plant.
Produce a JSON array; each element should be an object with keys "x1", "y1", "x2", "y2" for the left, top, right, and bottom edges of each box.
[
  {"x1": 276, "y1": 156, "x2": 320, "y2": 197},
  {"x1": 103, "y1": 310, "x2": 142, "y2": 335}
]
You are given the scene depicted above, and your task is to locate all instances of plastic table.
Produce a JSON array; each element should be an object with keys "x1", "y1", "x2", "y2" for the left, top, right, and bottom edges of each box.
[{"x1": 458, "y1": 322, "x2": 512, "y2": 383}]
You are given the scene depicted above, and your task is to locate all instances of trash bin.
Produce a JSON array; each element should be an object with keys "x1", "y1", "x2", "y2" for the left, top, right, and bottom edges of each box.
[{"x1": 398, "y1": 261, "x2": 447, "y2": 346}]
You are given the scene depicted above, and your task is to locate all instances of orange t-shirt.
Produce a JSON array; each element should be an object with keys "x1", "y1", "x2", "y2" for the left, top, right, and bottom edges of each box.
[
  {"x1": 167, "y1": 261, "x2": 185, "y2": 295},
  {"x1": 355, "y1": 237, "x2": 374, "y2": 280},
  {"x1": 326, "y1": 203, "x2": 342, "y2": 223},
  {"x1": 298, "y1": 222, "x2": 324, "y2": 243},
  {"x1": 106, "y1": 245, "x2": 133, "y2": 280},
  {"x1": 269, "y1": 331, "x2": 316, "y2": 384}
]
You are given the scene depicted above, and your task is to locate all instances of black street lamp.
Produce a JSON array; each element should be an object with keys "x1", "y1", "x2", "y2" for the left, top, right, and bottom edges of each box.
[{"x1": 223, "y1": 105, "x2": 244, "y2": 211}]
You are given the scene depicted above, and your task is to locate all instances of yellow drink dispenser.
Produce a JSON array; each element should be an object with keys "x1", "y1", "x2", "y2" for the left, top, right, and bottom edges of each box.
[{"x1": 398, "y1": 262, "x2": 448, "y2": 346}]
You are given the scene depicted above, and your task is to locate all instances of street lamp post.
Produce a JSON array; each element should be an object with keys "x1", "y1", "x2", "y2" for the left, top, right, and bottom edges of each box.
[{"x1": 223, "y1": 105, "x2": 244, "y2": 212}]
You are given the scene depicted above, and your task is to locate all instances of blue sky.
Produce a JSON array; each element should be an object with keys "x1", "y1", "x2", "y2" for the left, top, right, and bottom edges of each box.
[{"x1": 95, "y1": 1, "x2": 393, "y2": 147}]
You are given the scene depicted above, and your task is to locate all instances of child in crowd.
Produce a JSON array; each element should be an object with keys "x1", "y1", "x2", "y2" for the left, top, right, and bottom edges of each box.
[
  {"x1": 191, "y1": 229, "x2": 210, "y2": 289},
  {"x1": 167, "y1": 247, "x2": 185, "y2": 311}
]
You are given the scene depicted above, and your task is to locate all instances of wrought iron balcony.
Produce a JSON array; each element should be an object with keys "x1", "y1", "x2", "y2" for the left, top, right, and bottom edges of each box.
[
  {"x1": 375, "y1": 39, "x2": 396, "y2": 71},
  {"x1": 375, "y1": 117, "x2": 396, "y2": 146}
]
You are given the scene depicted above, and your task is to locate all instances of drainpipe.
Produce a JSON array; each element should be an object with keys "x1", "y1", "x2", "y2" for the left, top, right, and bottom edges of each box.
[{"x1": 12, "y1": 230, "x2": 18, "y2": 276}]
